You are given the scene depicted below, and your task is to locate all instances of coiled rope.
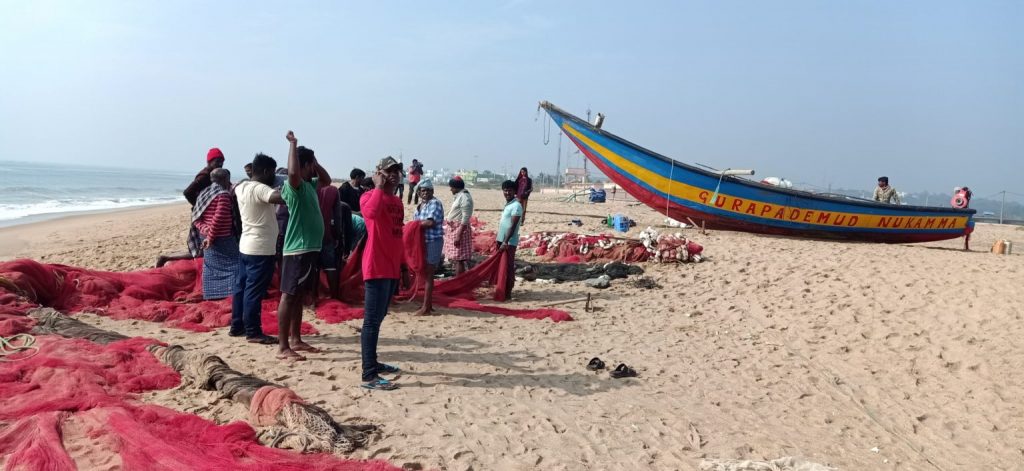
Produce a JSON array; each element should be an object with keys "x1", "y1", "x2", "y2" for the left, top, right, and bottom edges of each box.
[{"x1": 0, "y1": 333, "x2": 39, "y2": 361}]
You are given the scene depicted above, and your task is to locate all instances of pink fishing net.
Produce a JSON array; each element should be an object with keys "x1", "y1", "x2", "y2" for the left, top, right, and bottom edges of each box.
[{"x1": 0, "y1": 335, "x2": 399, "y2": 470}]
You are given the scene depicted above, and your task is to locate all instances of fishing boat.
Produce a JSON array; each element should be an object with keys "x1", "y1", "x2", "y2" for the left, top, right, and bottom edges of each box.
[{"x1": 540, "y1": 101, "x2": 975, "y2": 243}]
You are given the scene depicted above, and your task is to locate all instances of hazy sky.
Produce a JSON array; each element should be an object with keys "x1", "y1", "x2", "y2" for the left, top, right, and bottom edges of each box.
[{"x1": 1, "y1": 1, "x2": 1021, "y2": 197}]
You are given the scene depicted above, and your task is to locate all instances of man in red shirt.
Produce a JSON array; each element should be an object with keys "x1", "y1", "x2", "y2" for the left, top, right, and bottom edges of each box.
[
  {"x1": 406, "y1": 158, "x2": 423, "y2": 205},
  {"x1": 358, "y1": 156, "x2": 406, "y2": 391}
]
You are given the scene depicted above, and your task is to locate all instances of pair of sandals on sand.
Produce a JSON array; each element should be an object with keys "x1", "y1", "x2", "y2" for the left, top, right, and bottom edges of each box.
[
  {"x1": 361, "y1": 363, "x2": 402, "y2": 391},
  {"x1": 587, "y1": 357, "x2": 638, "y2": 378}
]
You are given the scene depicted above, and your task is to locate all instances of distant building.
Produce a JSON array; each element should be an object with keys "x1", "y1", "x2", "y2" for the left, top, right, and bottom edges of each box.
[{"x1": 564, "y1": 167, "x2": 588, "y2": 185}]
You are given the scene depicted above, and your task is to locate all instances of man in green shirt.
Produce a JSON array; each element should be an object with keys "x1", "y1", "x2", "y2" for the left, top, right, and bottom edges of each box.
[{"x1": 276, "y1": 130, "x2": 331, "y2": 361}]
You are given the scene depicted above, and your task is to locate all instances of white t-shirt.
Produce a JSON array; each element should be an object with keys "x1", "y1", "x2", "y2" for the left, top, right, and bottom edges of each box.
[{"x1": 234, "y1": 180, "x2": 280, "y2": 256}]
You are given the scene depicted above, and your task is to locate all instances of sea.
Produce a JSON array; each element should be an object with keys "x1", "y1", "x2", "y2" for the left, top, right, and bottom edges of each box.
[{"x1": 0, "y1": 160, "x2": 194, "y2": 228}]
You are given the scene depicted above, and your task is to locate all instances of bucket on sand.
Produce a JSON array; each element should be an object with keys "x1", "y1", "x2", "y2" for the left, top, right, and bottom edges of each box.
[{"x1": 992, "y1": 240, "x2": 1012, "y2": 254}]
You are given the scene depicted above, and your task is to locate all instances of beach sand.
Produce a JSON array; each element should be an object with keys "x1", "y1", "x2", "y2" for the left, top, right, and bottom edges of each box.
[{"x1": 2, "y1": 191, "x2": 1022, "y2": 470}]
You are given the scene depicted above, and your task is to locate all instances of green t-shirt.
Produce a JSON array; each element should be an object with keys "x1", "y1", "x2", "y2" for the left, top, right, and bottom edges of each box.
[{"x1": 281, "y1": 178, "x2": 324, "y2": 255}]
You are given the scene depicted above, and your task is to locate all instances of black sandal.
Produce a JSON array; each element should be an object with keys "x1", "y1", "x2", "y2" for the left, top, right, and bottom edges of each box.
[
  {"x1": 609, "y1": 363, "x2": 637, "y2": 378},
  {"x1": 586, "y1": 357, "x2": 606, "y2": 371}
]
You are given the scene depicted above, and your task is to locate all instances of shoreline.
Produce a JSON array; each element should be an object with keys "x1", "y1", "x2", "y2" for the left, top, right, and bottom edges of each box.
[
  {"x1": 0, "y1": 200, "x2": 187, "y2": 230},
  {"x1": 0, "y1": 202, "x2": 190, "y2": 265}
]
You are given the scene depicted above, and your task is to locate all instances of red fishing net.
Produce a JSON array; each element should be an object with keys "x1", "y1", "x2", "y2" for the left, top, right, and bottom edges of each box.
[
  {"x1": 0, "y1": 335, "x2": 399, "y2": 470},
  {"x1": 0, "y1": 259, "x2": 316, "y2": 336}
]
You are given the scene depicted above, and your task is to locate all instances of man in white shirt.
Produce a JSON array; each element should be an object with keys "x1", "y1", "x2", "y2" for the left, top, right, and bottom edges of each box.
[{"x1": 230, "y1": 153, "x2": 285, "y2": 344}]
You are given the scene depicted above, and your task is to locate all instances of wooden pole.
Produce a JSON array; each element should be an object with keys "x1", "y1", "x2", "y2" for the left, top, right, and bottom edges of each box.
[{"x1": 538, "y1": 296, "x2": 592, "y2": 308}]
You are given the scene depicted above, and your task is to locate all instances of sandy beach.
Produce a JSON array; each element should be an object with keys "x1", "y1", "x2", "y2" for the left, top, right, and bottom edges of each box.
[{"x1": 2, "y1": 190, "x2": 1022, "y2": 470}]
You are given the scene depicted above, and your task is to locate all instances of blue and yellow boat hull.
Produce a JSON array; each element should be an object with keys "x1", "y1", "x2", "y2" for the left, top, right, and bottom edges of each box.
[{"x1": 541, "y1": 101, "x2": 975, "y2": 243}]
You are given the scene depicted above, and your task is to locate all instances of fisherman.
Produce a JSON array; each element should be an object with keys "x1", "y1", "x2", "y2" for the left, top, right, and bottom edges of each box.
[
  {"x1": 515, "y1": 167, "x2": 533, "y2": 223},
  {"x1": 443, "y1": 176, "x2": 474, "y2": 275},
  {"x1": 358, "y1": 156, "x2": 405, "y2": 390},
  {"x1": 230, "y1": 153, "x2": 284, "y2": 345},
  {"x1": 317, "y1": 181, "x2": 345, "y2": 299},
  {"x1": 193, "y1": 168, "x2": 240, "y2": 300},
  {"x1": 156, "y1": 147, "x2": 227, "y2": 267},
  {"x1": 407, "y1": 158, "x2": 424, "y2": 205},
  {"x1": 413, "y1": 179, "x2": 444, "y2": 315},
  {"x1": 276, "y1": 131, "x2": 331, "y2": 361},
  {"x1": 339, "y1": 168, "x2": 366, "y2": 212},
  {"x1": 497, "y1": 180, "x2": 524, "y2": 296},
  {"x1": 184, "y1": 148, "x2": 225, "y2": 207},
  {"x1": 873, "y1": 176, "x2": 901, "y2": 204}
]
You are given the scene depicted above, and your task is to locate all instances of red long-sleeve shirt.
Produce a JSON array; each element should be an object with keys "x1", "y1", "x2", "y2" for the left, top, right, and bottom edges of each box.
[{"x1": 194, "y1": 193, "x2": 234, "y2": 243}]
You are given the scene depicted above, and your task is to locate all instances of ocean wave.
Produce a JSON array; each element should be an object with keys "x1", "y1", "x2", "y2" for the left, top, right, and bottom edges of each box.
[{"x1": 0, "y1": 197, "x2": 185, "y2": 222}]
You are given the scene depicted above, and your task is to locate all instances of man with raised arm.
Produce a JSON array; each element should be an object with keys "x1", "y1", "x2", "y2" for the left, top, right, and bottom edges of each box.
[{"x1": 275, "y1": 131, "x2": 331, "y2": 361}]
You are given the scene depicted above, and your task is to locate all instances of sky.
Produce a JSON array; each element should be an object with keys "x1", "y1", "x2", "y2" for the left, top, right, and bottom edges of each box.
[{"x1": 1, "y1": 1, "x2": 1021, "y2": 198}]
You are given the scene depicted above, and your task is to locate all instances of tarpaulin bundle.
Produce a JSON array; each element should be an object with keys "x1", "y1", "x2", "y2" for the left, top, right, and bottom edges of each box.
[
  {"x1": 0, "y1": 259, "x2": 317, "y2": 336},
  {"x1": 0, "y1": 334, "x2": 399, "y2": 470},
  {"x1": 518, "y1": 229, "x2": 705, "y2": 264}
]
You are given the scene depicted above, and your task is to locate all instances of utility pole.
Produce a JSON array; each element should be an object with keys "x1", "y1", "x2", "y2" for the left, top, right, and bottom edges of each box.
[
  {"x1": 555, "y1": 131, "x2": 562, "y2": 190},
  {"x1": 1000, "y1": 190, "x2": 1006, "y2": 224}
]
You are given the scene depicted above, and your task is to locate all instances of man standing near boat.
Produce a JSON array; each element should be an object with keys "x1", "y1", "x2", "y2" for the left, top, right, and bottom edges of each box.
[
  {"x1": 497, "y1": 180, "x2": 524, "y2": 297},
  {"x1": 873, "y1": 176, "x2": 901, "y2": 204}
]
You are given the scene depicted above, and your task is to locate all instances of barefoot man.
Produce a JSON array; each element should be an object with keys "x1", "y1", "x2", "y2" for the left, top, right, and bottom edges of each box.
[
  {"x1": 358, "y1": 156, "x2": 405, "y2": 390},
  {"x1": 413, "y1": 179, "x2": 444, "y2": 315},
  {"x1": 276, "y1": 130, "x2": 331, "y2": 361}
]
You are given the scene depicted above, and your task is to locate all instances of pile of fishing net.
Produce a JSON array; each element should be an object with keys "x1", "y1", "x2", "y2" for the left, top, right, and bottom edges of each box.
[
  {"x1": 0, "y1": 259, "x2": 316, "y2": 337},
  {"x1": 0, "y1": 327, "x2": 397, "y2": 470},
  {"x1": 517, "y1": 227, "x2": 704, "y2": 264}
]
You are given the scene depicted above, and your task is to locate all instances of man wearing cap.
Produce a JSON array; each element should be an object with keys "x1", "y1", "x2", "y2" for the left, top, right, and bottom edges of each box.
[
  {"x1": 873, "y1": 176, "x2": 901, "y2": 204},
  {"x1": 413, "y1": 178, "x2": 444, "y2": 316},
  {"x1": 358, "y1": 156, "x2": 406, "y2": 390},
  {"x1": 185, "y1": 148, "x2": 226, "y2": 207}
]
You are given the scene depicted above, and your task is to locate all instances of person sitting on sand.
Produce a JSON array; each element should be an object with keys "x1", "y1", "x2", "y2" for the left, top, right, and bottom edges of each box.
[
  {"x1": 443, "y1": 176, "x2": 474, "y2": 275},
  {"x1": 276, "y1": 131, "x2": 331, "y2": 361},
  {"x1": 358, "y1": 156, "x2": 406, "y2": 390},
  {"x1": 497, "y1": 180, "x2": 524, "y2": 296},
  {"x1": 193, "y1": 168, "x2": 240, "y2": 300},
  {"x1": 873, "y1": 176, "x2": 901, "y2": 204},
  {"x1": 514, "y1": 167, "x2": 533, "y2": 224},
  {"x1": 184, "y1": 148, "x2": 225, "y2": 207},
  {"x1": 413, "y1": 179, "x2": 444, "y2": 316},
  {"x1": 231, "y1": 153, "x2": 285, "y2": 345}
]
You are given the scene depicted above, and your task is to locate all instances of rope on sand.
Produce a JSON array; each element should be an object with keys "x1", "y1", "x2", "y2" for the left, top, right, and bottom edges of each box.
[
  {"x1": 26, "y1": 308, "x2": 379, "y2": 454},
  {"x1": 0, "y1": 333, "x2": 39, "y2": 361}
]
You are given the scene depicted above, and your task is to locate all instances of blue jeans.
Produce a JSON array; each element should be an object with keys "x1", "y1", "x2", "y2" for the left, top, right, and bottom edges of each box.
[
  {"x1": 362, "y1": 278, "x2": 397, "y2": 381},
  {"x1": 230, "y1": 254, "x2": 276, "y2": 338}
]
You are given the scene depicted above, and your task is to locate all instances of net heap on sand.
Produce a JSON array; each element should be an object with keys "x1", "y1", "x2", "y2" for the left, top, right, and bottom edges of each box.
[
  {"x1": 518, "y1": 227, "x2": 705, "y2": 264},
  {"x1": 0, "y1": 309, "x2": 400, "y2": 470}
]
